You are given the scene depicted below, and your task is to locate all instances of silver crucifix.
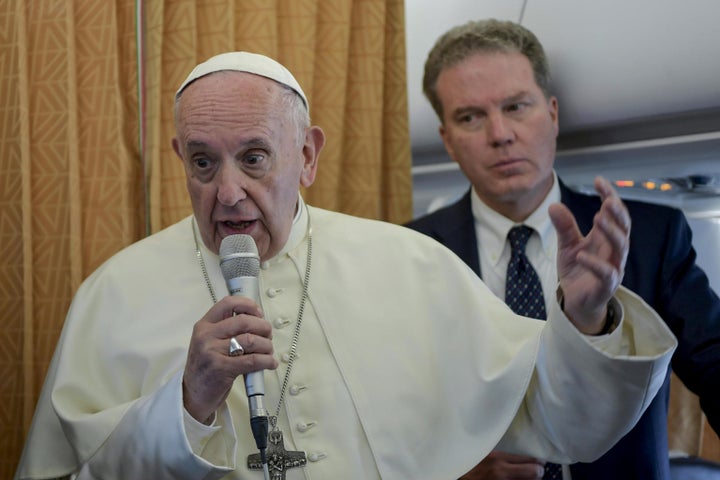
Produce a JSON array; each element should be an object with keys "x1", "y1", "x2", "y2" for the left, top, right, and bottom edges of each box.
[{"x1": 248, "y1": 429, "x2": 307, "y2": 479}]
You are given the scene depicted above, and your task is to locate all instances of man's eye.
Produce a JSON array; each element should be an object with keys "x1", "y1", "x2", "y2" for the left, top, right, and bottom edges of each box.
[
  {"x1": 506, "y1": 102, "x2": 527, "y2": 113},
  {"x1": 193, "y1": 156, "x2": 212, "y2": 169},
  {"x1": 244, "y1": 153, "x2": 265, "y2": 166},
  {"x1": 458, "y1": 113, "x2": 476, "y2": 123}
]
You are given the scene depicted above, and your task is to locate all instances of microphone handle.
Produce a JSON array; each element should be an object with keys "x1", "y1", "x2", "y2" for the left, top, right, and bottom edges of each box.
[{"x1": 226, "y1": 275, "x2": 267, "y2": 417}]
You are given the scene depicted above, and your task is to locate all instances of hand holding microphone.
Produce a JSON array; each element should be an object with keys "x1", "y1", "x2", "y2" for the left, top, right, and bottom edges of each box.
[
  {"x1": 220, "y1": 234, "x2": 271, "y2": 467},
  {"x1": 181, "y1": 236, "x2": 276, "y2": 432}
]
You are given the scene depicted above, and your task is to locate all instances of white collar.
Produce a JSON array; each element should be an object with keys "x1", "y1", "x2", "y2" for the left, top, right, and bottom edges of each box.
[{"x1": 470, "y1": 172, "x2": 560, "y2": 267}]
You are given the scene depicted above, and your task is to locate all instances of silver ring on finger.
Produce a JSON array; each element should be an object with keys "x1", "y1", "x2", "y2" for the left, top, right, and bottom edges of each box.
[{"x1": 229, "y1": 336, "x2": 244, "y2": 356}]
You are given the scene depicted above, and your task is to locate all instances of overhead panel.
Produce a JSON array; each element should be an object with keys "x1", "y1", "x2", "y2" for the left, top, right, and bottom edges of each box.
[
  {"x1": 521, "y1": 0, "x2": 720, "y2": 133},
  {"x1": 405, "y1": 0, "x2": 526, "y2": 150}
]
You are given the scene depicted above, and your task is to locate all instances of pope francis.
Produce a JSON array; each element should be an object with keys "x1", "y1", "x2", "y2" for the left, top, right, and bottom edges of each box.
[{"x1": 15, "y1": 52, "x2": 676, "y2": 480}]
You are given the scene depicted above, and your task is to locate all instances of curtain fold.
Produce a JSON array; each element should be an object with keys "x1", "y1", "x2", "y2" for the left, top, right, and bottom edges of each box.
[
  {"x1": 146, "y1": 0, "x2": 412, "y2": 230},
  {"x1": 1, "y1": 1, "x2": 411, "y2": 476},
  {"x1": 1, "y1": 1, "x2": 141, "y2": 476}
]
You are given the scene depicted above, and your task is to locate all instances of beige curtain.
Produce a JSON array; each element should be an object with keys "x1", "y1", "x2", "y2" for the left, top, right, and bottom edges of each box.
[
  {"x1": 1, "y1": 1, "x2": 144, "y2": 477},
  {"x1": 1, "y1": 0, "x2": 410, "y2": 476},
  {"x1": 144, "y1": 0, "x2": 412, "y2": 231}
]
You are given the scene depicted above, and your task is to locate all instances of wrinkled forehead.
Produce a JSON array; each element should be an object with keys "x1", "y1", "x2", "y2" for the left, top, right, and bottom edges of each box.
[
  {"x1": 174, "y1": 73, "x2": 304, "y2": 156},
  {"x1": 175, "y1": 51, "x2": 308, "y2": 113}
]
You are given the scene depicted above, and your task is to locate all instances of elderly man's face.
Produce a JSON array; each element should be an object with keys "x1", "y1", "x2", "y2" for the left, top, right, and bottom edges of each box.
[{"x1": 172, "y1": 71, "x2": 323, "y2": 260}]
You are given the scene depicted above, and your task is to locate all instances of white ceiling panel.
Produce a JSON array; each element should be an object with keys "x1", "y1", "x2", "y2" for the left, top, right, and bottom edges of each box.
[
  {"x1": 405, "y1": 0, "x2": 720, "y2": 152},
  {"x1": 405, "y1": 0, "x2": 525, "y2": 150},
  {"x1": 523, "y1": 0, "x2": 720, "y2": 132}
]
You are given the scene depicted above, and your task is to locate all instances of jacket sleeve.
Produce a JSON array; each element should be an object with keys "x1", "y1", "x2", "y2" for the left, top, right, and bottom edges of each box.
[
  {"x1": 657, "y1": 209, "x2": 720, "y2": 433},
  {"x1": 497, "y1": 287, "x2": 676, "y2": 463}
]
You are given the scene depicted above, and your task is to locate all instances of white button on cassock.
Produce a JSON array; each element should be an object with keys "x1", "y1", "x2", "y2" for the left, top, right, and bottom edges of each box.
[
  {"x1": 273, "y1": 317, "x2": 291, "y2": 328},
  {"x1": 289, "y1": 384, "x2": 307, "y2": 396},
  {"x1": 266, "y1": 287, "x2": 283, "y2": 297},
  {"x1": 281, "y1": 351, "x2": 300, "y2": 363},
  {"x1": 296, "y1": 421, "x2": 316, "y2": 433},
  {"x1": 308, "y1": 452, "x2": 327, "y2": 462}
]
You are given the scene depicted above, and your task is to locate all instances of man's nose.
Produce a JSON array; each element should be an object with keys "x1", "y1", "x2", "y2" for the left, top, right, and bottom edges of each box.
[
  {"x1": 486, "y1": 114, "x2": 514, "y2": 147},
  {"x1": 216, "y1": 163, "x2": 248, "y2": 206}
]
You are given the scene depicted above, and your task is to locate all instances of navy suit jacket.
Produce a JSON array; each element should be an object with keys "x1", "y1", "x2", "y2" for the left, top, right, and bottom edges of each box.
[{"x1": 405, "y1": 181, "x2": 720, "y2": 480}]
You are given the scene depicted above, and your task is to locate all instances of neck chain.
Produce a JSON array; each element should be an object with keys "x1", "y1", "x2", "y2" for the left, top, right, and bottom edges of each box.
[{"x1": 191, "y1": 216, "x2": 313, "y2": 427}]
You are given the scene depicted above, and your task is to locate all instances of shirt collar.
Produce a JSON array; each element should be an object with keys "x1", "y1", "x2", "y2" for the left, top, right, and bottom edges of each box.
[
  {"x1": 261, "y1": 193, "x2": 309, "y2": 268},
  {"x1": 471, "y1": 172, "x2": 561, "y2": 265}
]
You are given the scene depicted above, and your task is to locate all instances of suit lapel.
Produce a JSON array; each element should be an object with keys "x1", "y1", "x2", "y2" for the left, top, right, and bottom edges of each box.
[{"x1": 436, "y1": 190, "x2": 483, "y2": 277}]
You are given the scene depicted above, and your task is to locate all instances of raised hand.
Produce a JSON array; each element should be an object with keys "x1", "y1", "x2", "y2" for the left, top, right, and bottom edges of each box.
[{"x1": 548, "y1": 176, "x2": 630, "y2": 334}]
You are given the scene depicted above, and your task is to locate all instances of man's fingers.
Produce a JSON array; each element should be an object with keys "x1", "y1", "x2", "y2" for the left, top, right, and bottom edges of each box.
[
  {"x1": 591, "y1": 180, "x2": 631, "y2": 270},
  {"x1": 206, "y1": 296, "x2": 264, "y2": 324},
  {"x1": 221, "y1": 332, "x2": 274, "y2": 357},
  {"x1": 460, "y1": 450, "x2": 545, "y2": 480},
  {"x1": 486, "y1": 450, "x2": 544, "y2": 465},
  {"x1": 594, "y1": 176, "x2": 631, "y2": 231},
  {"x1": 594, "y1": 176, "x2": 613, "y2": 198},
  {"x1": 548, "y1": 202, "x2": 582, "y2": 250},
  {"x1": 214, "y1": 310, "x2": 273, "y2": 340}
]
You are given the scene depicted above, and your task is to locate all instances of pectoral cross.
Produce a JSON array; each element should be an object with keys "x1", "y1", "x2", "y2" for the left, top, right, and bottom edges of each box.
[{"x1": 248, "y1": 429, "x2": 307, "y2": 480}]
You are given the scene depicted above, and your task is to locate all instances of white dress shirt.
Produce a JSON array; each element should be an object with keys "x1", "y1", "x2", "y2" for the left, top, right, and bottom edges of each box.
[
  {"x1": 472, "y1": 173, "x2": 561, "y2": 310},
  {"x1": 471, "y1": 173, "x2": 578, "y2": 479}
]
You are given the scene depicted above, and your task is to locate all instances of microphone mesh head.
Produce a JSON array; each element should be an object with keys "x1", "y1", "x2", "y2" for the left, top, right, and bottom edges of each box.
[{"x1": 219, "y1": 234, "x2": 260, "y2": 278}]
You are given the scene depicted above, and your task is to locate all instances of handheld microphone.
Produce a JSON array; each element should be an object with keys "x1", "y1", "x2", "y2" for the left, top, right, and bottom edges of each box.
[{"x1": 219, "y1": 234, "x2": 269, "y2": 461}]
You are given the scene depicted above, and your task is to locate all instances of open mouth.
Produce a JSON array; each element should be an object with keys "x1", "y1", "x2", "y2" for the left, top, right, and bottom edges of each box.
[{"x1": 224, "y1": 220, "x2": 254, "y2": 229}]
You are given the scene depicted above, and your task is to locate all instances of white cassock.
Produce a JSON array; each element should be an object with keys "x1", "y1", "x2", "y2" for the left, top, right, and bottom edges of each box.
[{"x1": 15, "y1": 197, "x2": 676, "y2": 480}]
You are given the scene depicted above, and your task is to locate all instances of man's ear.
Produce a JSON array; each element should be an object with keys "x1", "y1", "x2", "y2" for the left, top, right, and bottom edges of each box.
[
  {"x1": 548, "y1": 96, "x2": 560, "y2": 138},
  {"x1": 439, "y1": 124, "x2": 457, "y2": 163},
  {"x1": 171, "y1": 137, "x2": 183, "y2": 160},
  {"x1": 300, "y1": 126, "x2": 325, "y2": 188}
]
